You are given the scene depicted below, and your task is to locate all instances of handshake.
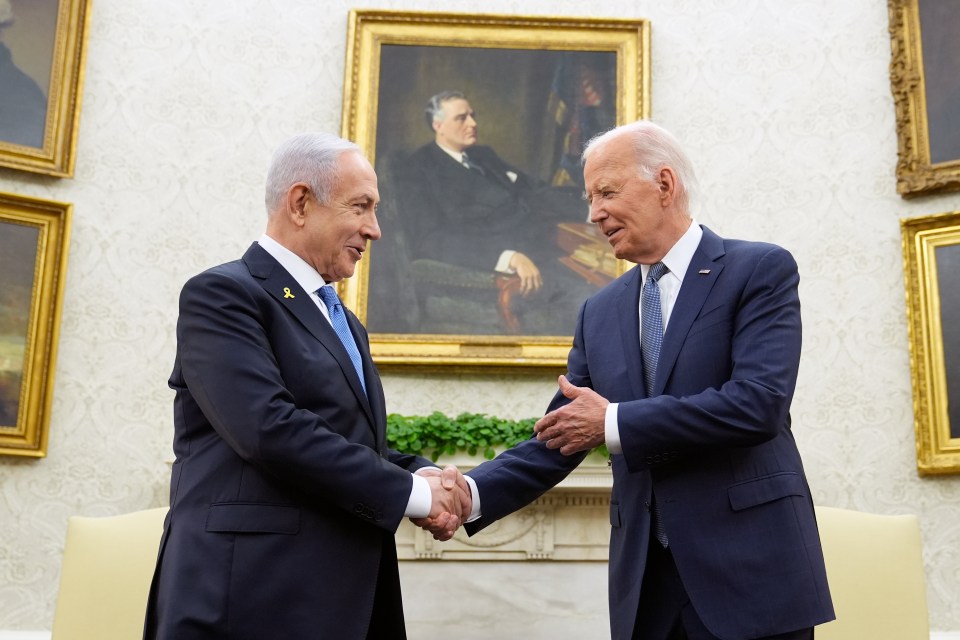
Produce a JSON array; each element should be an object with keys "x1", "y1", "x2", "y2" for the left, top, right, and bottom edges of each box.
[{"x1": 411, "y1": 466, "x2": 472, "y2": 541}]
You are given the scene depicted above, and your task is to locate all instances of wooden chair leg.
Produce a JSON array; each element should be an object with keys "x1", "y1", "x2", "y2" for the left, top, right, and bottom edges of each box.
[{"x1": 495, "y1": 275, "x2": 522, "y2": 333}]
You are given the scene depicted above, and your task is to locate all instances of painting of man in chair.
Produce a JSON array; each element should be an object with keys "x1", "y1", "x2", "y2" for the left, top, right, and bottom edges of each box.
[{"x1": 366, "y1": 48, "x2": 619, "y2": 337}]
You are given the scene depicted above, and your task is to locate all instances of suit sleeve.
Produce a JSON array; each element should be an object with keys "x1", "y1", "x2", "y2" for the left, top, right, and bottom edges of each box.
[
  {"x1": 463, "y1": 303, "x2": 589, "y2": 533},
  {"x1": 176, "y1": 269, "x2": 416, "y2": 531},
  {"x1": 618, "y1": 245, "x2": 802, "y2": 471}
]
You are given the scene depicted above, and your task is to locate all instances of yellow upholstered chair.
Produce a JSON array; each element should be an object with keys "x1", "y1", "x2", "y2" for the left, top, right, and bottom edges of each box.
[
  {"x1": 51, "y1": 507, "x2": 168, "y2": 640},
  {"x1": 815, "y1": 506, "x2": 930, "y2": 640}
]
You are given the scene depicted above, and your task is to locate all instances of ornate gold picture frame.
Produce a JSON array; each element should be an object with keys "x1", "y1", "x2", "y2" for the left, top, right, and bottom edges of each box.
[
  {"x1": 0, "y1": 0, "x2": 92, "y2": 177},
  {"x1": 0, "y1": 191, "x2": 71, "y2": 456},
  {"x1": 888, "y1": 0, "x2": 960, "y2": 197},
  {"x1": 340, "y1": 10, "x2": 650, "y2": 368},
  {"x1": 902, "y1": 210, "x2": 960, "y2": 474}
]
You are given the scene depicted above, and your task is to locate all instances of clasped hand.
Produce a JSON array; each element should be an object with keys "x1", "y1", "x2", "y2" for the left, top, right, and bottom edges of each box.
[{"x1": 411, "y1": 465, "x2": 472, "y2": 541}]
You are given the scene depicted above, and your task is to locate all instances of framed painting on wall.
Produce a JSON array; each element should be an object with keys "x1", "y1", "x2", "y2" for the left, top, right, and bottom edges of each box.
[
  {"x1": 0, "y1": 0, "x2": 92, "y2": 177},
  {"x1": 0, "y1": 191, "x2": 71, "y2": 457},
  {"x1": 902, "y1": 210, "x2": 960, "y2": 474},
  {"x1": 340, "y1": 10, "x2": 650, "y2": 368},
  {"x1": 888, "y1": 0, "x2": 960, "y2": 197}
]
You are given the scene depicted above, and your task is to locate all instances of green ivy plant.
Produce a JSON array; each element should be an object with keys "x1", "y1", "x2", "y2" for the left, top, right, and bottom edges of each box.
[{"x1": 386, "y1": 411, "x2": 608, "y2": 461}]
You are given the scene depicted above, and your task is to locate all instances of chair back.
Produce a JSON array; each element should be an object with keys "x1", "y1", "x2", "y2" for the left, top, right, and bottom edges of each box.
[
  {"x1": 815, "y1": 505, "x2": 929, "y2": 640},
  {"x1": 51, "y1": 507, "x2": 168, "y2": 640}
]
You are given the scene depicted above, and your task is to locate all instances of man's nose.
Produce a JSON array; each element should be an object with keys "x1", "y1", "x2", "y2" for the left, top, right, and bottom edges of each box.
[
  {"x1": 365, "y1": 213, "x2": 382, "y2": 241},
  {"x1": 589, "y1": 201, "x2": 606, "y2": 223}
]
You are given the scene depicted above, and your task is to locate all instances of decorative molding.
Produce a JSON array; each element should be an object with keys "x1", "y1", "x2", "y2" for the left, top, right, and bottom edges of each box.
[{"x1": 398, "y1": 462, "x2": 612, "y2": 561}]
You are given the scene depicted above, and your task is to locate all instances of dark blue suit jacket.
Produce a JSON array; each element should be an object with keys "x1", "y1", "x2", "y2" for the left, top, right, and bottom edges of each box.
[
  {"x1": 466, "y1": 226, "x2": 834, "y2": 639},
  {"x1": 144, "y1": 243, "x2": 431, "y2": 639}
]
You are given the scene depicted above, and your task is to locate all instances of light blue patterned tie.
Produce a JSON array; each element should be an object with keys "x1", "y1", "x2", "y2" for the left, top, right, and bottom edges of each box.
[
  {"x1": 317, "y1": 286, "x2": 367, "y2": 396},
  {"x1": 641, "y1": 262, "x2": 669, "y2": 396},
  {"x1": 641, "y1": 261, "x2": 670, "y2": 546}
]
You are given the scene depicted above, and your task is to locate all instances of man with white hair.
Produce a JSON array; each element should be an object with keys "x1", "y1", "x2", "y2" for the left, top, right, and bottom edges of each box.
[
  {"x1": 457, "y1": 120, "x2": 835, "y2": 639},
  {"x1": 0, "y1": 0, "x2": 47, "y2": 147}
]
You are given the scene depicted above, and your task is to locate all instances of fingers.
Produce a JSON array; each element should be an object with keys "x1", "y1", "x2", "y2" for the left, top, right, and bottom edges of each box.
[
  {"x1": 557, "y1": 375, "x2": 579, "y2": 398},
  {"x1": 411, "y1": 512, "x2": 459, "y2": 541},
  {"x1": 509, "y1": 252, "x2": 543, "y2": 295},
  {"x1": 441, "y1": 464, "x2": 458, "y2": 490},
  {"x1": 532, "y1": 379, "x2": 608, "y2": 456}
]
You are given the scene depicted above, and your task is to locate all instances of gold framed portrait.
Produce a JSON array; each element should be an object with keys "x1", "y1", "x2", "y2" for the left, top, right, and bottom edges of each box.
[
  {"x1": 902, "y1": 210, "x2": 960, "y2": 474},
  {"x1": 340, "y1": 10, "x2": 650, "y2": 368},
  {"x1": 0, "y1": 191, "x2": 71, "y2": 457},
  {"x1": 0, "y1": 0, "x2": 92, "y2": 177},
  {"x1": 888, "y1": 0, "x2": 960, "y2": 197}
]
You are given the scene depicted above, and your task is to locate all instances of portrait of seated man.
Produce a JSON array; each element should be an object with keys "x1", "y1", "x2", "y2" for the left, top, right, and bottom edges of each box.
[{"x1": 384, "y1": 90, "x2": 602, "y2": 336}]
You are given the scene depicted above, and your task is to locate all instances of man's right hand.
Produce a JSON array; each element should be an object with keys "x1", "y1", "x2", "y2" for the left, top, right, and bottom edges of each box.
[
  {"x1": 412, "y1": 465, "x2": 469, "y2": 541},
  {"x1": 508, "y1": 252, "x2": 543, "y2": 295}
]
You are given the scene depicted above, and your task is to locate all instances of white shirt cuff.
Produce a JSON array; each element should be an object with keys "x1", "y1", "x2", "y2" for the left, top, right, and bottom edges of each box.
[
  {"x1": 605, "y1": 402, "x2": 622, "y2": 455},
  {"x1": 463, "y1": 474, "x2": 481, "y2": 522},
  {"x1": 404, "y1": 472, "x2": 433, "y2": 518},
  {"x1": 495, "y1": 250, "x2": 517, "y2": 273}
]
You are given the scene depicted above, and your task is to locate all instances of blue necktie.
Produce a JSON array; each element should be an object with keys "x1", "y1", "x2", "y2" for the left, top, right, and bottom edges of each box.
[
  {"x1": 641, "y1": 262, "x2": 669, "y2": 396},
  {"x1": 317, "y1": 286, "x2": 367, "y2": 396},
  {"x1": 641, "y1": 261, "x2": 670, "y2": 546}
]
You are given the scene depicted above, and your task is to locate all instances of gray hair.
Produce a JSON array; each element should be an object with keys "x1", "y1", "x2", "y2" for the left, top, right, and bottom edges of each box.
[
  {"x1": 424, "y1": 90, "x2": 466, "y2": 130},
  {"x1": 264, "y1": 132, "x2": 361, "y2": 214},
  {"x1": 583, "y1": 120, "x2": 699, "y2": 214}
]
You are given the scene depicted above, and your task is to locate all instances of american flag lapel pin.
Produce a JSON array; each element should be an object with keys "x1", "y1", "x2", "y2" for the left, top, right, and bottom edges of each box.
[{"x1": 698, "y1": 269, "x2": 711, "y2": 275}]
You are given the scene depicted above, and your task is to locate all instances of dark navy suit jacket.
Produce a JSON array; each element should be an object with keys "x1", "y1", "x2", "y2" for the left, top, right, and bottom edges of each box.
[
  {"x1": 466, "y1": 226, "x2": 835, "y2": 639},
  {"x1": 144, "y1": 243, "x2": 431, "y2": 639},
  {"x1": 396, "y1": 142, "x2": 585, "y2": 271}
]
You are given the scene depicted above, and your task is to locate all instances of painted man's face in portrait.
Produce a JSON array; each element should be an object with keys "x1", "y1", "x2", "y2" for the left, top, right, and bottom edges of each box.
[{"x1": 432, "y1": 98, "x2": 478, "y2": 152}]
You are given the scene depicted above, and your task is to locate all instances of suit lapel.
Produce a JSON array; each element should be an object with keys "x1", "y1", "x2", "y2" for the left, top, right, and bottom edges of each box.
[
  {"x1": 344, "y1": 309, "x2": 386, "y2": 444},
  {"x1": 655, "y1": 227, "x2": 726, "y2": 395},
  {"x1": 242, "y1": 244, "x2": 376, "y2": 427},
  {"x1": 616, "y1": 266, "x2": 647, "y2": 399}
]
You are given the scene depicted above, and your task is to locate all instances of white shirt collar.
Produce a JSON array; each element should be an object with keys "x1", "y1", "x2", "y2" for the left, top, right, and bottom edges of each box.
[
  {"x1": 257, "y1": 233, "x2": 329, "y2": 294},
  {"x1": 436, "y1": 142, "x2": 465, "y2": 164},
  {"x1": 641, "y1": 220, "x2": 702, "y2": 283}
]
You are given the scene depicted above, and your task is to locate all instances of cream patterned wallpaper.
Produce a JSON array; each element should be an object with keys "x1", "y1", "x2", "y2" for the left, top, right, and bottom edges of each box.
[{"x1": 1, "y1": 0, "x2": 959, "y2": 634}]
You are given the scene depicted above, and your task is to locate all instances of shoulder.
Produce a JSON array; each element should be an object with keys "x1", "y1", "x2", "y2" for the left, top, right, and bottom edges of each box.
[
  {"x1": 585, "y1": 265, "x2": 639, "y2": 308},
  {"x1": 182, "y1": 256, "x2": 256, "y2": 296},
  {"x1": 470, "y1": 145, "x2": 509, "y2": 166},
  {"x1": 721, "y1": 237, "x2": 797, "y2": 272},
  {"x1": 700, "y1": 226, "x2": 796, "y2": 272}
]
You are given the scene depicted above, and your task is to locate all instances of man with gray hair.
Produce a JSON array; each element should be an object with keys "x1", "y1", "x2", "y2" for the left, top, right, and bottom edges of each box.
[
  {"x1": 0, "y1": 0, "x2": 47, "y2": 147},
  {"x1": 391, "y1": 90, "x2": 596, "y2": 335},
  {"x1": 144, "y1": 132, "x2": 470, "y2": 639},
  {"x1": 456, "y1": 120, "x2": 835, "y2": 639}
]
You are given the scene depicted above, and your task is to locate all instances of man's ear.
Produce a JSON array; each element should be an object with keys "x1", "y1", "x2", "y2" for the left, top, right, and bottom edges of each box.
[
  {"x1": 285, "y1": 183, "x2": 310, "y2": 227},
  {"x1": 657, "y1": 167, "x2": 678, "y2": 206}
]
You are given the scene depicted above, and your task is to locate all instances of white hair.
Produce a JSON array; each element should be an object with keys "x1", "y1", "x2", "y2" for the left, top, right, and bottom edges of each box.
[
  {"x1": 583, "y1": 120, "x2": 699, "y2": 214},
  {"x1": 264, "y1": 132, "x2": 361, "y2": 214}
]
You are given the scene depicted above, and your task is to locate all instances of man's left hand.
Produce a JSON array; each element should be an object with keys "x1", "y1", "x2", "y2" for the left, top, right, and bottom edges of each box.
[{"x1": 534, "y1": 376, "x2": 609, "y2": 455}]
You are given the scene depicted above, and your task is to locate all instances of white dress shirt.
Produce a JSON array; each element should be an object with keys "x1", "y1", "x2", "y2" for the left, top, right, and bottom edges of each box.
[
  {"x1": 258, "y1": 234, "x2": 433, "y2": 518},
  {"x1": 604, "y1": 221, "x2": 703, "y2": 454}
]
